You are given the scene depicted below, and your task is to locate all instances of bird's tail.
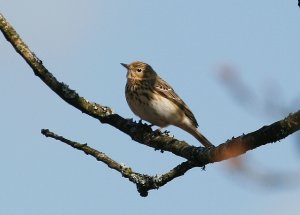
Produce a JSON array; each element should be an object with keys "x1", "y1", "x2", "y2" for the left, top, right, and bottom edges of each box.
[
  {"x1": 192, "y1": 129, "x2": 214, "y2": 148},
  {"x1": 178, "y1": 124, "x2": 214, "y2": 147}
]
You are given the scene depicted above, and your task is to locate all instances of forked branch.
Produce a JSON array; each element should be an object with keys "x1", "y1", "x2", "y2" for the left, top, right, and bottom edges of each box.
[
  {"x1": 41, "y1": 129, "x2": 198, "y2": 196},
  {"x1": 1, "y1": 13, "x2": 300, "y2": 196}
]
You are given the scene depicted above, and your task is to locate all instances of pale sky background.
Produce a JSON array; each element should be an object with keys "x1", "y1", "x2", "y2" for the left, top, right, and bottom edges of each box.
[{"x1": 1, "y1": 1, "x2": 300, "y2": 214}]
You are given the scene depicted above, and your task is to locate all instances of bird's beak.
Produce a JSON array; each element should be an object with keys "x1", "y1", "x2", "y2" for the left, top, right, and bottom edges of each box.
[{"x1": 120, "y1": 63, "x2": 129, "y2": 69}]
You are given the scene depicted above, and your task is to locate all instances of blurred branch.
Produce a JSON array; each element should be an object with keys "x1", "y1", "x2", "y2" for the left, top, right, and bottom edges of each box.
[
  {"x1": 1, "y1": 13, "x2": 300, "y2": 196},
  {"x1": 217, "y1": 65, "x2": 292, "y2": 117},
  {"x1": 217, "y1": 64, "x2": 300, "y2": 187},
  {"x1": 227, "y1": 157, "x2": 300, "y2": 188}
]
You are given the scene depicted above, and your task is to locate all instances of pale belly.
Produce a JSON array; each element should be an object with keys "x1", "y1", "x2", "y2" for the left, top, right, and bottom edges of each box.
[{"x1": 126, "y1": 93, "x2": 183, "y2": 127}]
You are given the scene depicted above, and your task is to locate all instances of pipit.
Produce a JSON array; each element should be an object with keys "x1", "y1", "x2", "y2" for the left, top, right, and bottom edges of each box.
[{"x1": 121, "y1": 61, "x2": 213, "y2": 148}]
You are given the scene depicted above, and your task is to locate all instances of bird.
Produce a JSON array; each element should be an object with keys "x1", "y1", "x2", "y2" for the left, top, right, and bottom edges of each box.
[{"x1": 121, "y1": 61, "x2": 213, "y2": 148}]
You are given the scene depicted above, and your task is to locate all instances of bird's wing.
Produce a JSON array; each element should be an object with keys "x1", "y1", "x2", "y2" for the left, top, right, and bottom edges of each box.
[{"x1": 154, "y1": 77, "x2": 199, "y2": 127}]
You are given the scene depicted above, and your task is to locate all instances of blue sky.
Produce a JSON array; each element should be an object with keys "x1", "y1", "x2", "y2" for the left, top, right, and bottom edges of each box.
[{"x1": 1, "y1": 1, "x2": 300, "y2": 214}]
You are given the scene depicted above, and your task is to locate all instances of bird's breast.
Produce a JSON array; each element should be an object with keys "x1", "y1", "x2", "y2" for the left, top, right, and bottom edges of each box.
[{"x1": 125, "y1": 81, "x2": 183, "y2": 127}]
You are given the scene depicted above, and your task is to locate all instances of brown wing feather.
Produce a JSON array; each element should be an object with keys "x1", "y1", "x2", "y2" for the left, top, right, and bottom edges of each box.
[{"x1": 153, "y1": 77, "x2": 199, "y2": 127}]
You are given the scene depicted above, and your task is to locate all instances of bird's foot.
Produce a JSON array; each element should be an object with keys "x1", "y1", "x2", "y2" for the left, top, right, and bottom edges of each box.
[
  {"x1": 162, "y1": 130, "x2": 170, "y2": 135},
  {"x1": 152, "y1": 128, "x2": 171, "y2": 136},
  {"x1": 152, "y1": 128, "x2": 162, "y2": 136}
]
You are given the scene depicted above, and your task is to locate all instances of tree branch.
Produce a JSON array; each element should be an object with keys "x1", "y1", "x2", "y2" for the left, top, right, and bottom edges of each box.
[
  {"x1": 1, "y1": 13, "x2": 300, "y2": 196},
  {"x1": 0, "y1": 13, "x2": 200, "y2": 160},
  {"x1": 41, "y1": 129, "x2": 198, "y2": 196}
]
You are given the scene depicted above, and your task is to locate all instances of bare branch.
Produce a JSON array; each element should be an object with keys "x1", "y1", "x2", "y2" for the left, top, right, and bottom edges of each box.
[
  {"x1": 1, "y1": 12, "x2": 299, "y2": 158},
  {"x1": 218, "y1": 65, "x2": 300, "y2": 186},
  {"x1": 41, "y1": 129, "x2": 197, "y2": 196},
  {"x1": 1, "y1": 13, "x2": 300, "y2": 196},
  {"x1": 0, "y1": 13, "x2": 213, "y2": 163}
]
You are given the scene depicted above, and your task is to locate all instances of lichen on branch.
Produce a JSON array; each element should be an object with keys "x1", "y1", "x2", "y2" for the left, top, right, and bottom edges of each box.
[{"x1": 1, "y1": 13, "x2": 300, "y2": 196}]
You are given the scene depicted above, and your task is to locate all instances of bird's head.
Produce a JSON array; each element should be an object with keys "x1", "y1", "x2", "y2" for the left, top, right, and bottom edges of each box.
[{"x1": 121, "y1": 61, "x2": 157, "y2": 80}]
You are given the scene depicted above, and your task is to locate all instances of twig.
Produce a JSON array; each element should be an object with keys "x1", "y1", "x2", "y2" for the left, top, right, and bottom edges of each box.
[
  {"x1": 1, "y1": 13, "x2": 300, "y2": 196},
  {"x1": 0, "y1": 12, "x2": 204, "y2": 160},
  {"x1": 41, "y1": 129, "x2": 197, "y2": 196},
  {"x1": 2, "y1": 12, "x2": 299, "y2": 163}
]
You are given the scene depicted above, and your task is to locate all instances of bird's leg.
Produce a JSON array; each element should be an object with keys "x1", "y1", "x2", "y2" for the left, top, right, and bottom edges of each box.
[
  {"x1": 152, "y1": 127, "x2": 171, "y2": 136},
  {"x1": 162, "y1": 130, "x2": 170, "y2": 135},
  {"x1": 152, "y1": 127, "x2": 163, "y2": 136}
]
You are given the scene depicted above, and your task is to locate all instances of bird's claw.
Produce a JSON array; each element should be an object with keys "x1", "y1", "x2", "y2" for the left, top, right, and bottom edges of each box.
[{"x1": 152, "y1": 128, "x2": 162, "y2": 136}]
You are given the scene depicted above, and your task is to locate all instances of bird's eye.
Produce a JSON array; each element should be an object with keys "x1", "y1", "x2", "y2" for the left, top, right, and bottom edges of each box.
[{"x1": 136, "y1": 68, "x2": 142, "y2": 72}]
